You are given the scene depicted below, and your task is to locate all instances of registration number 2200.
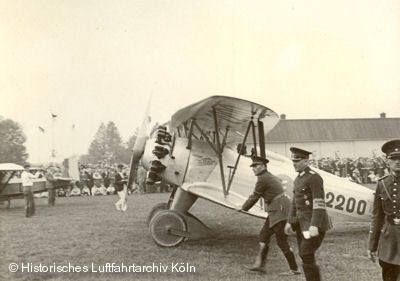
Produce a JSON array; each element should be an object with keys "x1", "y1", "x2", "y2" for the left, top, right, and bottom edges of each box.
[{"x1": 325, "y1": 192, "x2": 367, "y2": 215}]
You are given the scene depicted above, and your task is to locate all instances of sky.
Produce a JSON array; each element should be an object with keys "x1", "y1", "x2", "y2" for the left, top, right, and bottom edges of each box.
[{"x1": 1, "y1": 0, "x2": 399, "y2": 163}]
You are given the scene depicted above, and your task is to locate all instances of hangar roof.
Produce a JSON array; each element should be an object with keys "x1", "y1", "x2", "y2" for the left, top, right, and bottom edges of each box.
[{"x1": 266, "y1": 118, "x2": 400, "y2": 142}]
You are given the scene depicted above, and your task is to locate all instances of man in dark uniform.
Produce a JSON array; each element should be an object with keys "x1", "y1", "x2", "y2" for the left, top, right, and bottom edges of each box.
[
  {"x1": 368, "y1": 139, "x2": 400, "y2": 281},
  {"x1": 285, "y1": 147, "x2": 332, "y2": 281},
  {"x1": 238, "y1": 156, "x2": 300, "y2": 275}
]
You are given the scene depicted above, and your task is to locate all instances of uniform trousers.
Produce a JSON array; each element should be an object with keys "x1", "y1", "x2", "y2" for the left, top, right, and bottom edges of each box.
[
  {"x1": 295, "y1": 228, "x2": 325, "y2": 265},
  {"x1": 48, "y1": 188, "x2": 56, "y2": 206},
  {"x1": 23, "y1": 186, "x2": 35, "y2": 217},
  {"x1": 379, "y1": 260, "x2": 400, "y2": 281},
  {"x1": 260, "y1": 219, "x2": 291, "y2": 253}
]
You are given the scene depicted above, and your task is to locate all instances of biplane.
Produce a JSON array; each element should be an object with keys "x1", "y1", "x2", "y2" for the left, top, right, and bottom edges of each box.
[
  {"x1": 0, "y1": 163, "x2": 71, "y2": 208},
  {"x1": 127, "y1": 96, "x2": 374, "y2": 247}
]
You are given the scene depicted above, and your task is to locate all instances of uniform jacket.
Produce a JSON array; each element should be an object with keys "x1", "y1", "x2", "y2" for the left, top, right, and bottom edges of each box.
[
  {"x1": 242, "y1": 170, "x2": 290, "y2": 227},
  {"x1": 368, "y1": 174, "x2": 400, "y2": 265},
  {"x1": 288, "y1": 166, "x2": 332, "y2": 232}
]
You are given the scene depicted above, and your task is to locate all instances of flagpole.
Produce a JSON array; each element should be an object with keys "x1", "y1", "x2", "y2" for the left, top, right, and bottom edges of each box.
[
  {"x1": 51, "y1": 114, "x2": 57, "y2": 162},
  {"x1": 38, "y1": 126, "x2": 46, "y2": 163},
  {"x1": 71, "y1": 123, "x2": 76, "y2": 156}
]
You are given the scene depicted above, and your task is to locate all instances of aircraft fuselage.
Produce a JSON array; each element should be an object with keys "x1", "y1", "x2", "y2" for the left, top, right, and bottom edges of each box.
[{"x1": 142, "y1": 137, "x2": 374, "y2": 222}]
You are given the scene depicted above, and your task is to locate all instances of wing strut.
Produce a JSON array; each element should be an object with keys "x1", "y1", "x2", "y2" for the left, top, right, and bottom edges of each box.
[
  {"x1": 184, "y1": 111, "x2": 230, "y2": 197},
  {"x1": 252, "y1": 117, "x2": 257, "y2": 156},
  {"x1": 258, "y1": 119, "x2": 266, "y2": 158},
  {"x1": 192, "y1": 122, "x2": 218, "y2": 155},
  {"x1": 212, "y1": 106, "x2": 228, "y2": 197},
  {"x1": 183, "y1": 108, "x2": 261, "y2": 198},
  {"x1": 221, "y1": 125, "x2": 230, "y2": 152},
  {"x1": 0, "y1": 171, "x2": 16, "y2": 194},
  {"x1": 186, "y1": 120, "x2": 195, "y2": 149},
  {"x1": 226, "y1": 119, "x2": 254, "y2": 194}
]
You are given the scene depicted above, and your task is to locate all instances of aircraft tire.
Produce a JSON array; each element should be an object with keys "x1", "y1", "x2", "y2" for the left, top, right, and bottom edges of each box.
[
  {"x1": 149, "y1": 210, "x2": 187, "y2": 247},
  {"x1": 146, "y1": 202, "x2": 169, "y2": 226}
]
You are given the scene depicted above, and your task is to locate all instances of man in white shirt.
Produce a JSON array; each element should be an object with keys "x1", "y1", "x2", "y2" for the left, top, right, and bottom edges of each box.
[
  {"x1": 21, "y1": 164, "x2": 40, "y2": 217},
  {"x1": 114, "y1": 164, "x2": 127, "y2": 211}
]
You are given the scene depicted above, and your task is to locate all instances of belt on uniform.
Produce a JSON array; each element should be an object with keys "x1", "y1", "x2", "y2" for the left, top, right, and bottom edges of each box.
[
  {"x1": 296, "y1": 206, "x2": 312, "y2": 211},
  {"x1": 386, "y1": 217, "x2": 400, "y2": 225},
  {"x1": 264, "y1": 193, "x2": 286, "y2": 210},
  {"x1": 271, "y1": 192, "x2": 285, "y2": 201}
]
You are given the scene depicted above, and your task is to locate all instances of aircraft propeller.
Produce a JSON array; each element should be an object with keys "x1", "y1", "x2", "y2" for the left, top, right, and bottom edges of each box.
[{"x1": 127, "y1": 99, "x2": 152, "y2": 189}]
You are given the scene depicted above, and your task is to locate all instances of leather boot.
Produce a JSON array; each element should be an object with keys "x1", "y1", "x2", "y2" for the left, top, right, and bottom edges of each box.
[
  {"x1": 279, "y1": 250, "x2": 301, "y2": 275},
  {"x1": 382, "y1": 268, "x2": 397, "y2": 281},
  {"x1": 303, "y1": 264, "x2": 321, "y2": 281},
  {"x1": 245, "y1": 243, "x2": 268, "y2": 272}
]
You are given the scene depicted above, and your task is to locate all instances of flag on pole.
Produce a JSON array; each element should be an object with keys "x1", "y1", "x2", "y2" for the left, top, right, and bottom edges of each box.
[{"x1": 38, "y1": 126, "x2": 45, "y2": 133}]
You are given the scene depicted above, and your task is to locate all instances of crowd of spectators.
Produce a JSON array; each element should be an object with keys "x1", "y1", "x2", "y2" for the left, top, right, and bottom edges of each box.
[
  {"x1": 71, "y1": 163, "x2": 131, "y2": 197},
  {"x1": 237, "y1": 144, "x2": 388, "y2": 184},
  {"x1": 28, "y1": 155, "x2": 388, "y2": 199},
  {"x1": 30, "y1": 163, "x2": 132, "y2": 198},
  {"x1": 25, "y1": 161, "x2": 173, "y2": 198},
  {"x1": 308, "y1": 156, "x2": 388, "y2": 184},
  {"x1": 57, "y1": 162, "x2": 171, "y2": 197}
]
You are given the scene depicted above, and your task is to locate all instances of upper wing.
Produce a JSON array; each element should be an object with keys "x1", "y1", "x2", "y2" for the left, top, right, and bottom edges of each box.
[
  {"x1": 170, "y1": 95, "x2": 279, "y2": 142},
  {"x1": 0, "y1": 163, "x2": 24, "y2": 171}
]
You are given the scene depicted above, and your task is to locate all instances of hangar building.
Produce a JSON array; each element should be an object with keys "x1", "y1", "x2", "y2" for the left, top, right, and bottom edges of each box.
[{"x1": 265, "y1": 113, "x2": 400, "y2": 159}]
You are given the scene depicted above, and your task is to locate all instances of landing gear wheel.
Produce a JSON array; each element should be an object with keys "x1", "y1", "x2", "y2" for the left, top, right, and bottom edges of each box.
[
  {"x1": 149, "y1": 210, "x2": 187, "y2": 247},
  {"x1": 146, "y1": 203, "x2": 169, "y2": 226}
]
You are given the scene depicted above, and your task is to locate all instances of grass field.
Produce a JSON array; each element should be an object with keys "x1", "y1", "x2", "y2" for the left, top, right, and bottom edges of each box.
[{"x1": 1, "y1": 191, "x2": 381, "y2": 281}]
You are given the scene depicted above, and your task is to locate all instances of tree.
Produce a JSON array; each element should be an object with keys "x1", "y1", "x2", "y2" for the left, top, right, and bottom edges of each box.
[
  {"x1": 105, "y1": 121, "x2": 125, "y2": 163},
  {"x1": 85, "y1": 121, "x2": 127, "y2": 164},
  {"x1": 126, "y1": 128, "x2": 138, "y2": 151},
  {"x1": 86, "y1": 122, "x2": 107, "y2": 163},
  {"x1": 119, "y1": 129, "x2": 138, "y2": 164},
  {"x1": 0, "y1": 117, "x2": 28, "y2": 164}
]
